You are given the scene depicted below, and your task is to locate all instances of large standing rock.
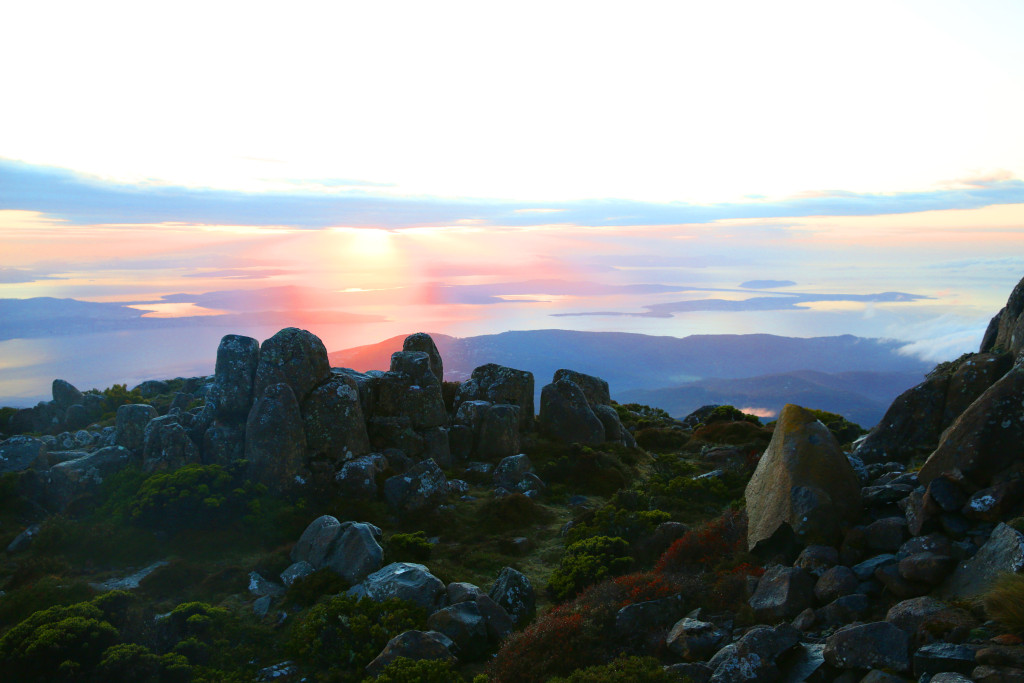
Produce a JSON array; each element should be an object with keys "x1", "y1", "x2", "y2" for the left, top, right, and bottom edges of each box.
[
  {"x1": 114, "y1": 404, "x2": 158, "y2": 453},
  {"x1": 210, "y1": 334, "x2": 260, "y2": 420},
  {"x1": 552, "y1": 369, "x2": 610, "y2": 407},
  {"x1": 476, "y1": 405, "x2": 521, "y2": 461},
  {"x1": 360, "y1": 562, "x2": 447, "y2": 611},
  {"x1": 748, "y1": 565, "x2": 815, "y2": 621},
  {"x1": 403, "y1": 333, "x2": 444, "y2": 384},
  {"x1": 538, "y1": 379, "x2": 605, "y2": 445},
  {"x1": 52, "y1": 379, "x2": 83, "y2": 410},
  {"x1": 372, "y1": 352, "x2": 447, "y2": 430},
  {"x1": 253, "y1": 327, "x2": 330, "y2": 403},
  {"x1": 383, "y1": 458, "x2": 449, "y2": 514},
  {"x1": 454, "y1": 364, "x2": 535, "y2": 431},
  {"x1": 335, "y1": 454, "x2": 388, "y2": 499},
  {"x1": 302, "y1": 375, "x2": 370, "y2": 463},
  {"x1": 943, "y1": 353, "x2": 1013, "y2": 424},
  {"x1": 292, "y1": 515, "x2": 343, "y2": 566},
  {"x1": 202, "y1": 424, "x2": 244, "y2": 465},
  {"x1": 940, "y1": 523, "x2": 1024, "y2": 599},
  {"x1": 245, "y1": 383, "x2": 307, "y2": 491},
  {"x1": 745, "y1": 404, "x2": 862, "y2": 551},
  {"x1": 489, "y1": 566, "x2": 535, "y2": 625},
  {"x1": 918, "y1": 362, "x2": 1024, "y2": 488},
  {"x1": 981, "y1": 274, "x2": 1024, "y2": 357},
  {"x1": 0, "y1": 436, "x2": 47, "y2": 473}
]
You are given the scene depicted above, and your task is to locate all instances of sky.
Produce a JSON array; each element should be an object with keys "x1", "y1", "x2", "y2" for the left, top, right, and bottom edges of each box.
[{"x1": 1, "y1": 1, "x2": 1023, "y2": 403}]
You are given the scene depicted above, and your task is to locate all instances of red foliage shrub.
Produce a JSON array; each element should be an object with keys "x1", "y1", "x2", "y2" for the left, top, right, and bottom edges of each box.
[
  {"x1": 486, "y1": 608, "x2": 602, "y2": 683},
  {"x1": 654, "y1": 509, "x2": 747, "y2": 574},
  {"x1": 612, "y1": 571, "x2": 691, "y2": 608}
]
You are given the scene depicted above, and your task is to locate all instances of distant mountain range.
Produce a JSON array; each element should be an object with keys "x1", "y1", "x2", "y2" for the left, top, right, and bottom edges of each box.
[{"x1": 328, "y1": 330, "x2": 932, "y2": 427}]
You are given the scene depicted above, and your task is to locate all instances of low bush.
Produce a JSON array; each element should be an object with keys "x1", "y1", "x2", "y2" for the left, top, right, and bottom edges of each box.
[
  {"x1": 283, "y1": 569, "x2": 350, "y2": 608},
  {"x1": 634, "y1": 427, "x2": 690, "y2": 453},
  {"x1": 386, "y1": 531, "x2": 433, "y2": 562},
  {"x1": 655, "y1": 509, "x2": 749, "y2": 575},
  {"x1": 547, "y1": 536, "x2": 633, "y2": 602},
  {"x1": 288, "y1": 594, "x2": 427, "y2": 680},
  {"x1": 369, "y1": 656, "x2": 465, "y2": 682},
  {"x1": 477, "y1": 493, "x2": 553, "y2": 534},
  {"x1": 548, "y1": 654, "x2": 684, "y2": 682}
]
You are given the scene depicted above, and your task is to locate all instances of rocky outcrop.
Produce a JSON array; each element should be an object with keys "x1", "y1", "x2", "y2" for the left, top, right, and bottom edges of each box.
[
  {"x1": 745, "y1": 404, "x2": 862, "y2": 551},
  {"x1": 981, "y1": 274, "x2": 1024, "y2": 357},
  {"x1": 253, "y1": 327, "x2": 331, "y2": 403},
  {"x1": 210, "y1": 334, "x2": 260, "y2": 421},
  {"x1": 245, "y1": 382, "x2": 307, "y2": 491},
  {"x1": 454, "y1": 364, "x2": 535, "y2": 431},
  {"x1": 359, "y1": 562, "x2": 447, "y2": 611},
  {"x1": 0, "y1": 436, "x2": 47, "y2": 473},
  {"x1": 302, "y1": 375, "x2": 370, "y2": 463},
  {"x1": 141, "y1": 414, "x2": 200, "y2": 473},
  {"x1": 114, "y1": 404, "x2": 158, "y2": 453},
  {"x1": 538, "y1": 378, "x2": 605, "y2": 445},
  {"x1": 383, "y1": 458, "x2": 449, "y2": 514},
  {"x1": 918, "y1": 361, "x2": 1024, "y2": 488},
  {"x1": 403, "y1": 332, "x2": 444, "y2": 384}
]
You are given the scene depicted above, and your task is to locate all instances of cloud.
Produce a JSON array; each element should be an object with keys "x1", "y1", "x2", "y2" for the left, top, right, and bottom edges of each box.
[
  {"x1": 3, "y1": 158, "x2": 1023, "y2": 230},
  {"x1": 893, "y1": 314, "x2": 991, "y2": 363},
  {"x1": 739, "y1": 280, "x2": 796, "y2": 289},
  {"x1": 0, "y1": 267, "x2": 63, "y2": 284},
  {"x1": 552, "y1": 291, "x2": 933, "y2": 319},
  {"x1": 181, "y1": 268, "x2": 293, "y2": 280}
]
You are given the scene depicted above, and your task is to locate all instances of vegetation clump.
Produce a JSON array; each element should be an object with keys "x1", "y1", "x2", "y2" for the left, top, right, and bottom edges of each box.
[
  {"x1": 546, "y1": 536, "x2": 633, "y2": 602},
  {"x1": 983, "y1": 572, "x2": 1024, "y2": 634}
]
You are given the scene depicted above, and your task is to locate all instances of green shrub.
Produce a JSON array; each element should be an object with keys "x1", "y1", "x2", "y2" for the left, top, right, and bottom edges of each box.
[
  {"x1": 100, "y1": 383, "x2": 147, "y2": 416},
  {"x1": 0, "y1": 576, "x2": 94, "y2": 630},
  {"x1": 127, "y1": 463, "x2": 254, "y2": 532},
  {"x1": 983, "y1": 572, "x2": 1024, "y2": 633},
  {"x1": 565, "y1": 497, "x2": 671, "y2": 547},
  {"x1": 539, "y1": 445, "x2": 632, "y2": 497},
  {"x1": 548, "y1": 654, "x2": 683, "y2": 682},
  {"x1": 547, "y1": 536, "x2": 633, "y2": 602},
  {"x1": 96, "y1": 643, "x2": 191, "y2": 683},
  {"x1": 635, "y1": 427, "x2": 690, "y2": 452},
  {"x1": 288, "y1": 594, "x2": 427, "y2": 677},
  {"x1": 387, "y1": 531, "x2": 433, "y2": 562},
  {"x1": 703, "y1": 405, "x2": 760, "y2": 426},
  {"x1": 0, "y1": 406, "x2": 16, "y2": 436},
  {"x1": 0, "y1": 601, "x2": 119, "y2": 682},
  {"x1": 369, "y1": 656, "x2": 465, "y2": 682}
]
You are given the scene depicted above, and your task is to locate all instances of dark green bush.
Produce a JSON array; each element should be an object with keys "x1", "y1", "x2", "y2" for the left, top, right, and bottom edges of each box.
[
  {"x1": 0, "y1": 406, "x2": 16, "y2": 436},
  {"x1": 548, "y1": 654, "x2": 684, "y2": 682},
  {"x1": 703, "y1": 405, "x2": 760, "y2": 426},
  {"x1": 539, "y1": 445, "x2": 632, "y2": 497},
  {"x1": 477, "y1": 493, "x2": 554, "y2": 533},
  {"x1": 386, "y1": 531, "x2": 433, "y2": 562},
  {"x1": 635, "y1": 427, "x2": 690, "y2": 452},
  {"x1": 283, "y1": 569, "x2": 350, "y2": 608},
  {"x1": 369, "y1": 656, "x2": 465, "y2": 682},
  {"x1": 288, "y1": 594, "x2": 427, "y2": 678},
  {"x1": 547, "y1": 536, "x2": 633, "y2": 602},
  {"x1": 95, "y1": 643, "x2": 191, "y2": 683}
]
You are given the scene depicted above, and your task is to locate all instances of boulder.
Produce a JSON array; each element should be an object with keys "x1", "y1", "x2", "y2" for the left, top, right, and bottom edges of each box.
[
  {"x1": 918, "y1": 362, "x2": 1024, "y2": 488},
  {"x1": 133, "y1": 380, "x2": 169, "y2": 398},
  {"x1": 210, "y1": 334, "x2": 260, "y2": 420},
  {"x1": 114, "y1": 404, "x2": 158, "y2": 453},
  {"x1": 552, "y1": 369, "x2": 611, "y2": 407},
  {"x1": 940, "y1": 523, "x2": 1024, "y2": 599},
  {"x1": 454, "y1": 364, "x2": 535, "y2": 431},
  {"x1": 142, "y1": 415, "x2": 200, "y2": 473},
  {"x1": 814, "y1": 565, "x2": 859, "y2": 604},
  {"x1": 476, "y1": 405, "x2": 521, "y2": 461},
  {"x1": 302, "y1": 375, "x2": 371, "y2": 463},
  {"x1": 666, "y1": 617, "x2": 729, "y2": 662},
  {"x1": 403, "y1": 333, "x2": 444, "y2": 384},
  {"x1": 427, "y1": 600, "x2": 489, "y2": 661},
  {"x1": 63, "y1": 404, "x2": 90, "y2": 431},
  {"x1": 943, "y1": 353, "x2": 1013, "y2": 424},
  {"x1": 253, "y1": 327, "x2": 330, "y2": 403},
  {"x1": 280, "y1": 561, "x2": 315, "y2": 586},
  {"x1": 914, "y1": 642, "x2": 978, "y2": 678},
  {"x1": 292, "y1": 515, "x2": 344, "y2": 566},
  {"x1": 45, "y1": 446, "x2": 131, "y2": 509},
  {"x1": 335, "y1": 454, "x2": 388, "y2": 499},
  {"x1": 383, "y1": 458, "x2": 449, "y2": 514},
  {"x1": 364, "y1": 630, "x2": 455, "y2": 678},
  {"x1": 373, "y1": 362, "x2": 447, "y2": 430},
  {"x1": 361, "y1": 562, "x2": 447, "y2": 611},
  {"x1": 823, "y1": 621, "x2": 910, "y2": 672},
  {"x1": 202, "y1": 424, "x2": 244, "y2": 465},
  {"x1": 748, "y1": 564, "x2": 815, "y2": 621},
  {"x1": 538, "y1": 379, "x2": 605, "y2": 445},
  {"x1": 245, "y1": 383, "x2": 307, "y2": 492},
  {"x1": 320, "y1": 522, "x2": 385, "y2": 584},
  {"x1": 489, "y1": 566, "x2": 535, "y2": 625},
  {"x1": 0, "y1": 436, "x2": 47, "y2": 473},
  {"x1": 420, "y1": 426, "x2": 453, "y2": 468},
  {"x1": 745, "y1": 404, "x2": 861, "y2": 551}
]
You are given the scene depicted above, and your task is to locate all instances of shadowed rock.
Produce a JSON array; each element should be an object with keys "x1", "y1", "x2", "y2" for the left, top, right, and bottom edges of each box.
[{"x1": 253, "y1": 327, "x2": 330, "y2": 403}]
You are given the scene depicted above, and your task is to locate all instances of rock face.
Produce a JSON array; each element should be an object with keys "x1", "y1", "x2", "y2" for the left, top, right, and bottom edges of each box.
[
  {"x1": 383, "y1": 458, "x2": 449, "y2": 514},
  {"x1": 745, "y1": 404, "x2": 861, "y2": 551},
  {"x1": 823, "y1": 621, "x2": 910, "y2": 672},
  {"x1": 114, "y1": 404, "x2": 158, "y2": 453},
  {"x1": 45, "y1": 446, "x2": 131, "y2": 509},
  {"x1": 51, "y1": 379, "x2": 83, "y2": 410},
  {"x1": 981, "y1": 274, "x2": 1024, "y2": 357},
  {"x1": 302, "y1": 375, "x2": 370, "y2": 463},
  {"x1": 373, "y1": 352, "x2": 447, "y2": 430},
  {"x1": 403, "y1": 333, "x2": 444, "y2": 384},
  {"x1": 552, "y1": 369, "x2": 610, "y2": 406},
  {"x1": 0, "y1": 436, "x2": 47, "y2": 473},
  {"x1": 210, "y1": 334, "x2": 260, "y2": 420},
  {"x1": 918, "y1": 361, "x2": 1024, "y2": 488},
  {"x1": 245, "y1": 383, "x2": 307, "y2": 491},
  {"x1": 361, "y1": 562, "x2": 447, "y2": 611},
  {"x1": 489, "y1": 566, "x2": 535, "y2": 625},
  {"x1": 141, "y1": 415, "x2": 200, "y2": 473},
  {"x1": 940, "y1": 523, "x2": 1024, "y2": 599},
  {"x1": 854, "y1": 373, "x2": 952, "y2": 465},
  {"x1": 253, "y1": 327, "x2": 330, "y2": 403},
  {"x1": 454, "y1": 364, "x2": 535, "y2": 431},
  {"x1": 538, "y1": 378, "x2": 605, "y2": 445}
]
